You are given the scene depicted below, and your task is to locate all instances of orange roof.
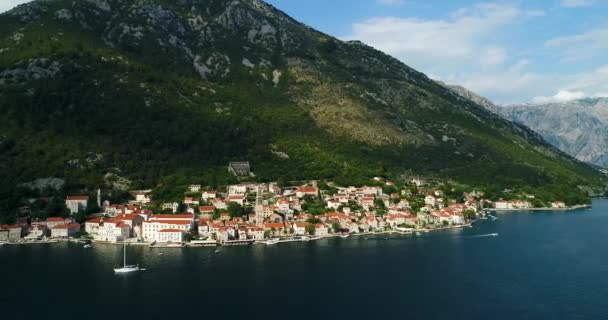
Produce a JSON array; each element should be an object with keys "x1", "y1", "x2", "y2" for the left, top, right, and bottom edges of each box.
[
  {"x1": 264, "y1": 223, "x2": 285, "y2": 229},
  {"x1": 47, "y1": 217, "x2": 67, "y2": 222},
  {"x1": 145, "y1": 220, "x2": 191, "y2": 225},
  {"x1": 151, "y1": 214, "x2": 193, "y2": 220},
  {"x1": 66, "y1": 196, "x2": 89, "y2": 201},
  {"x1": 115, "y1": 213, "x2": 140, "y2": 221},
  {"x1": 86, "y1": 217, "x2": 104, "y2": 223}
]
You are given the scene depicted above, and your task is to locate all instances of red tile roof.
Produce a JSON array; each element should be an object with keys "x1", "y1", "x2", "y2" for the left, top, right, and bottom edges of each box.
[
  {"x1": 145, "y1": 220, "x2": 191, "y2": 225},
  {"x1": 66, "y1": 196, "x2": 89, "y2": 201}
]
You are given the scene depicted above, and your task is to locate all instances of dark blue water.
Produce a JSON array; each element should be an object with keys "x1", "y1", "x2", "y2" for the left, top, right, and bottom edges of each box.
[{"x1": 2, "y1": 200, "x2": 608, "y2": 319}]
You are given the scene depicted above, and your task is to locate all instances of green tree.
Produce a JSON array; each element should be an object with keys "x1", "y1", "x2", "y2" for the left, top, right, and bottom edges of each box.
[
  {"x1": 305, "y1": 224, "x2": 315, "y2": 235},
  {"x1": 227, "y1": 202, "x2": 244, "y2": 218},
  {"x1": 463, "y1": 210, "x2": 476, "y2": 220}
]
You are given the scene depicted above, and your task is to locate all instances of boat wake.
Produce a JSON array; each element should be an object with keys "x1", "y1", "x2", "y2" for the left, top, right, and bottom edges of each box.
[{"x1": 468, "y1": 233, "x2": 499, "y2": 238}]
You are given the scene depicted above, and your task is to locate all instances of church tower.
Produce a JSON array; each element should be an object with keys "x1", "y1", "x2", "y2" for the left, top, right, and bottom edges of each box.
[{"x1": 255, "y1": 186, "x2": 264, "y2": 227}]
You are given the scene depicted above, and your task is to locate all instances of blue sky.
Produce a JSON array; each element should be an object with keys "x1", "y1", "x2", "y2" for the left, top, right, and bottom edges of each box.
[{"x1": 2, "y1": 0, "x2": 608, "y2": 104}]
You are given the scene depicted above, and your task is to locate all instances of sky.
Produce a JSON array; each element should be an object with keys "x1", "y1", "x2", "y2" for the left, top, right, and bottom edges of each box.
[{"x1": 2, "y1": 0, "x2": 608, "y2": 104}]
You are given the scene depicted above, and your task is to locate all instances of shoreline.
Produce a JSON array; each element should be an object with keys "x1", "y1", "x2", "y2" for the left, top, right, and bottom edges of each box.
[{"x1": 487, "y1": 204, "x2": 591, "y2": 212}]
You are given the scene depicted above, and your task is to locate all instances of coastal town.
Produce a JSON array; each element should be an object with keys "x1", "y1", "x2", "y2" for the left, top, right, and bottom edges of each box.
[{"x1": 0, "y1": 166, "x2": 575, "y2": 246}]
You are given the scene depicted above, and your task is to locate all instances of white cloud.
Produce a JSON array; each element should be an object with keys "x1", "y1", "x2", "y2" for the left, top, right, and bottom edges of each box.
[
  {"x1": 526, "y1": 10, "x2": 546, "y2": 17},
  {"x1": 0, "y1": 0, "x2": 31, "y2": 13},
  {"x1": 532, "y1": 90, "x2": 586, "y2": 104},
  {"x1": 437, "y1": 63, "x2": 608, "y2": 105},
  {"x1": 343, "y1": 3, "x2": 523, "y2": 72},
  {"x1": 545, "y1": 28, "x2": 608, "y2": 62},
  {"x1": 560, "y1": 0, "x2": 594, "y2": 7},
  {"x1": 377, "y1": 0, "x2": 405, "y2": 5},
  {"x1": 345, "y1": 2, "x2": 608, "y2": 104},
  {"x1": 480, "y1": 47, "x2": 507, "y2": 67}
]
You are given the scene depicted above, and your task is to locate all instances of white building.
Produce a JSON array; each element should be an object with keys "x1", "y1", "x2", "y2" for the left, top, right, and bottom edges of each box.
[
  {"x1": 134, "y1": 192, "x2": 151, "y2": 204},
  {"x1": 424, "y1": 195, "x2": 437, "y2": 206},
  {"x1": 293, "y1": 222, "x2": 309, "y2": 236},
  {"x1": 95, "y1": 219, "x2": 130, "y2": 242},
  {"x1": 184, "y1": 197, "x2": 200, "y2": 206},
  {"x1": 142, "y1": 214, "x2": 194, "y2": 242},
  {"x1": 156, "y1": 229, "x2": 185, "y2": 243},
  {"x1": 314, "y1": 224, "x2": 328, "y2": 236},
  {"x1": 65, "y1": 196, "x2": 88, "y2": 214},
  {"x1": 51, "y1": 223, "x2": 81, "y2": 238},
  {"x1": 202, "y1": 191, "x2": 217, "y2": 200},
  {"x1": 228, "y1": 185, "x2": 247, "y2": 196}
]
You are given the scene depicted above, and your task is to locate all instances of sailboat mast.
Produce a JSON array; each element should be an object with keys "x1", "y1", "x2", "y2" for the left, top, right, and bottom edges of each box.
[{"x1": 123, "y1": 241, "x2": 126, "y2": 267}]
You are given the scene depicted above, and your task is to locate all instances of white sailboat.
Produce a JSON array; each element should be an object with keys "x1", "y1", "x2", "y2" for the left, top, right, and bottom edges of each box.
[{"x1": 114, "y1": 241, "x2": 140, "y2": 274}]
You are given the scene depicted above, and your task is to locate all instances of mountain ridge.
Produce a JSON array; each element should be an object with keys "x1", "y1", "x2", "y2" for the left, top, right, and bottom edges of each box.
[{"x1": 0, "y1": 0, "x2": 602, "y2": 217}]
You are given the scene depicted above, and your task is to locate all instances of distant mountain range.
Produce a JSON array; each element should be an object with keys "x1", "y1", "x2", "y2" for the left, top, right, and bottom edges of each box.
[
  {"x1": 444, "y1": 84, "x2": 608, "y2": 168},
  {"x1": 499, "y1": 98, "x2": 608, "y2": 168}
]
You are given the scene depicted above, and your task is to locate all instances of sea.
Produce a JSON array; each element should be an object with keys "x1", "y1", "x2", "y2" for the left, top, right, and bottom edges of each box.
[{"x1": 2, "y1": 200, "x2": 608, "y2": 320}]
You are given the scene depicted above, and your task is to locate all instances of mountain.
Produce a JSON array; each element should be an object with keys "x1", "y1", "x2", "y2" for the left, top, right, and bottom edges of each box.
[
  {"x1": 0, "y1": 0, "x2": 602, "y2": 216},
  {"x1": 437, "y1": 81, "x2": 499, "y2": 114},
  {"x1": 500, "y1": 98, "x2": 608, "y2": 168}
]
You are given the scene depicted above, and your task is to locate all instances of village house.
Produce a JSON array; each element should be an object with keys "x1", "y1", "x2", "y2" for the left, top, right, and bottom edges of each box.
[
  {"x1": 257, "y1": 205, "x2": 275, "y2": 218},
  {"x1": 0, "y1": 224, "x2": 23, "y2": 240},
  {"x1": 326, "y1": 199, "x2": 341, "y2": 210},
  {"x1": 104, "y1": 204, "x2": 125, "y2": 216},
  {"x1": 361, "y1": 186, "x2": 383, "y2": 196},
  {"x1": 142, "y1": 214, "x2": 194, "y2": 242},
  {"x1": 425, "y1": 195, "x2": 437, "y2": 207},
  {"x1": 95, "y1": 218, "x2": 130, "y2": 242},
  {"x1": 293, "y1": 222, "x2": 310, "y2": 235},
  {"x1": 200, "y1": 206, "x2": 215, "y2": 215},
  {"x1": 314, "y1": 224, "x2": 328, "y2": 236},
  {"x1": 227, "y1": 195, "x2": 245, "y2": 206},
  {"x1": 212, "y1": 198, "x2": 227, "y2": 210},
  {"x1": 161, "y1": 202, "x2": 179, "y2": 213},
  {"x1": 198, "y1": 219, "x2": 211, "y2": 238},
  {"x1": 202, "y1": 191, "x2": 217, "y2": 200},
  {"x1": 264, "y1": 222, "x2": 286, "y2": 237},
  {"x1": 295, "y1": 186, "x2": 319, "y2": 198},
  {"x1": 184, "y1": 197, "x2": 200, "y2": 206},
  {"x1": 46, "y1": 217, "x2": 72, "y2": 229},
  {"x1": 134, "y1": 192, "x2": 151, "y2": 204},
  {"x1": 51, "y1": 223, "x2": 81, "y2": 238},
  {"x1": 65, "y1": 196, "x2": 88, "y2": 214},
  {"x1": 85, "y1": 217, "x2": 105, "y2": 236},
  {"x1": 551, "y1": 201, "x2": 566, "y2": 208},
  {"x1": 358, "y1": 197, "x2": 375, "y2": 210},
  {"x1": 248, "y1": 227, "x2": 265, "y2": 240},
  {"x1": 156, "y1": 229, "x2": 185, "y2": 243},
  {"x1": 228, "y1": 184, "x2": 247, "y2": 196},
  {"x1": 26, "y1": 225, "x2": 47, "y2": 239},
  {"x1": 189, "y1": 184, "x2": 201, "y2": 192}
]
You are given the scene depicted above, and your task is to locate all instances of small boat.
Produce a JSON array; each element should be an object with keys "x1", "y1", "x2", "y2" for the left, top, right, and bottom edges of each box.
[
  {"x1": 114, "y1": 242, "x2": 140, "y2": 274},
  {"x1": 263, "y1": 238, "x2": 280, "y2": 245},
  {"x1": 83, "y1": 244, "x2": 92, "y2": 249},
  {"x1": 214, "y1": 249, "x2": 221, "y2": 254},
  {"x1": 339, "y1": 234, "x2": 349, "y2": 238}
]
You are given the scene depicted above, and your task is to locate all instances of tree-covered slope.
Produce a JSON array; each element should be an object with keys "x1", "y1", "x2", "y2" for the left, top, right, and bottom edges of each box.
[{"x1": 0, "y1": 0, "x2": 603, "y2": 215}]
